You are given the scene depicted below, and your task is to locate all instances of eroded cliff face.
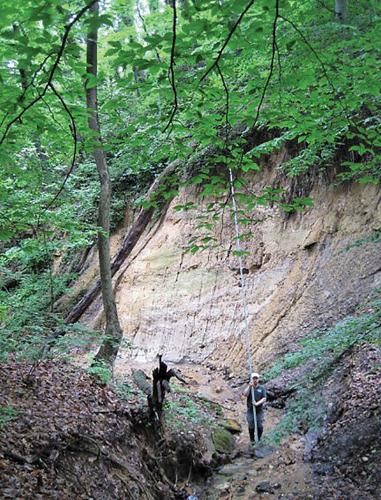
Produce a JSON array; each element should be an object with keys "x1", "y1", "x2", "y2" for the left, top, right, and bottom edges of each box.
[{"x1": 82, "y1": 170, "x2": 381, "y2": 375}]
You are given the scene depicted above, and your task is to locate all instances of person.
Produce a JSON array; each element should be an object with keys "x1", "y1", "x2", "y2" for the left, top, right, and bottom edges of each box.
[{"x1": 243, "y1": 372, "x2": 266, "y2": 444}]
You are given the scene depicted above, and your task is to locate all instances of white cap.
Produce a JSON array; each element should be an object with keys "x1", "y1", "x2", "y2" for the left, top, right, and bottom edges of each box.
[{"x1": 251, "y1": 372, "x2": 260, "y2": 379}]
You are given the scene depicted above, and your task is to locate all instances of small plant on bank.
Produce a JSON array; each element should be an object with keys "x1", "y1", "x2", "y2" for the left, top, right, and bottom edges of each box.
[
  {"x1": 0, "y1": 270, "x2": 76, "y2": 362},
  {"x1": 113, "y1": 381, "x2": 135, "y2": 401},
  {"x1": 87, "y1": 359, "x2": 112, "y2": 385},
  {"x1": 265, "y1": 291, "x2": 381, "y2": 381},
  {"x1": 0, "y1": 405, "x2": 20, "y2": 429},
  {"x1": 264, "y1": 388, "x2": 326, "y2": 446},
  {"x1": 163, "y1": 395, "x2": 214, "y2": 430}
]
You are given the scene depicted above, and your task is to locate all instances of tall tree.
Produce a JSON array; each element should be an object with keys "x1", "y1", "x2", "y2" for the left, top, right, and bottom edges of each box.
[{"x1": 86, "y1": 1, "x2": 123, "y2": 367}]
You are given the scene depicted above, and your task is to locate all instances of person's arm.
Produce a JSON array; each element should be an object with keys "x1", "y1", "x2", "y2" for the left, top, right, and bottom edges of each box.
[
  {"x1": 254, "y1": 397, "x2": 266, "y2": 406},
  {"x1": 254, "y1": 386, "x2": 267, "y2": 406},
  {"x1": 243, "y1": 384, "x2": 251, "y2": 397}
]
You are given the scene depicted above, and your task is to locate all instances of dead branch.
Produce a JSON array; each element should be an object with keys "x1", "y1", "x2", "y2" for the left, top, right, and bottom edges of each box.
[{"x1": 163, "y1": 0, "x2": 178, "y2": 133}]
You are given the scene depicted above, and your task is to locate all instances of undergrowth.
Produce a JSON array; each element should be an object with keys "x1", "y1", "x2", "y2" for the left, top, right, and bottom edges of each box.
[
  {"x1": 163, "y1": 393, "x2": 216, "y2": 430},
  {"x1": 0, "y1": 405, "x2": 20, "y2": 429},
  {"x1": 86, "y1": 359, "x2": 113, "y2": 385},
  {"x1": 264, "y1": 290, "x2": 381, "y2": 444}
]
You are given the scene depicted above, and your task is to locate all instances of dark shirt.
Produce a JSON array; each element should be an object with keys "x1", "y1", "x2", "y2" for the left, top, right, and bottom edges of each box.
[{"x1": 247, "y1": 384, "x2": 266, "y2": 413}]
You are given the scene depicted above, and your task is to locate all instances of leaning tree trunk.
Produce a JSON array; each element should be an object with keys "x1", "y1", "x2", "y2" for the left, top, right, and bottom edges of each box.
[
  {"x1": 86, "y1": 1, "x2": 123, "y2": 366},
  {"x1": 64, "y1": 158, "x2": 180, "y2": 324}
]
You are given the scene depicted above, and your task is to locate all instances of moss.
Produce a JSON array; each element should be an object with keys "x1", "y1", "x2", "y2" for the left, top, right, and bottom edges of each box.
[
  {"x1": 212, "y1": 426, "x2": 235, "y2": 454},
  {"x1": 220, "y1": 418, "x2": 242, "y2": 433}
]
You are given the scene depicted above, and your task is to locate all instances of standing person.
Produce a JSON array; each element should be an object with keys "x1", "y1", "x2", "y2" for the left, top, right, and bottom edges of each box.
[{"x1": 243, "y1": 372, "x2": 266, "y2": 444}]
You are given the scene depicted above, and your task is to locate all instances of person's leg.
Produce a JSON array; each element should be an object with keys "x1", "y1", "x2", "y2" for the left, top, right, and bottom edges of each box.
[
  {"x1": 257, "y1": 411, "x2": 264, "y2": 441},
  {"x1": 249, "y1": 426, "x2": 255, "y2": 443},
  {"x1": 246, "y1": 410, "x2": 255, "y2": 443}
]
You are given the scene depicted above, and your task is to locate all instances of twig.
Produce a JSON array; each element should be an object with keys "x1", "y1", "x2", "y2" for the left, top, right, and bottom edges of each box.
[
  {"x1": 252, "y1": 0, "x2": 279, "y2": 130},
  {"x1": 17, "y1": 51, "x2": 55, "y2": 104},
  {"x1": 31, "y1": 82, "x2": 65, "y2": 131},
  {"x1": 44, "y1": 83, "x2": 78, "y2": 210},
  {"x1": 200, "y1": 0, "x2": 256, "y2": 83},
  {"x1": 136, "y1": 2, "x2": 161, "y2": 62},
  {"x1": 163, "y1": 0, "x2": 178, "y2": 133},
  {"x1": 279, "y1": 14, "x2": 353, "y2": 126},
  {"x1": 0, "y1": 0, "x2": 97, "y2": 146}
]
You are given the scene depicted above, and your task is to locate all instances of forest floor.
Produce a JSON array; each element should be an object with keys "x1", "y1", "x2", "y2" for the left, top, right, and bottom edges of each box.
[
  {"x1": 0, "y1": 343, "x2": 379, "y2": 499},
  {"x1": 119, "y1": 343, "x2": 381, "y2": 499}
]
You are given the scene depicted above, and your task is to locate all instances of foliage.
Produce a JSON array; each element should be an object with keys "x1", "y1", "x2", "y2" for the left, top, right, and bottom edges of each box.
[
  {"x1": 0, "y1": 270, "x2": 74, "y2": 361},
  {"x1": 263, "y1": 388, "x2": 325, "y2": 446},
  {"x1": 343, "y1": 229, "x2": 381, "y2": 252},
  {"x1": 86, "y1": 358, "x2": 113, "y2": 385},
  {"x1": 0, "y1": 405, "x2": 20, "y2": 429},
  {"x1": 265, "y1": 291, "x2": 381, "y2": 381},
  {"x1": 0, "y1": 0, "x2": 380, "y2": 358},
  {"x1": 164, "y1": 394, "x2": 215, "y2": 429},
  {"x1": 164, "y1": 396, "x2": 201, "y2": 426},
  {"x1": 0, "y1": 258, "x2": 100, "y2": 361}
]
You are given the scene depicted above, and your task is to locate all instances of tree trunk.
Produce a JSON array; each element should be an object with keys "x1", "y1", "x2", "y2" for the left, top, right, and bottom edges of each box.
[
  {"x1": 86, "y1": 1, "x2": 123, "y2": 366},
  {"x1": 64, "y1": 159, "x2": 180, "y2": 324},
  {"x1": 335, "y1": 0, "x2": 347, "y2": 20}
]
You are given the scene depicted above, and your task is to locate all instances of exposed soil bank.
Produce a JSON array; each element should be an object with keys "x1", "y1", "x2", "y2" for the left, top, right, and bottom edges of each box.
[
  {"x1": 83, "y1": 176, "x2": 381, "y2": 376},
  {"x1": 0, "y1": 360, "x2": 192, "y2": 499}
]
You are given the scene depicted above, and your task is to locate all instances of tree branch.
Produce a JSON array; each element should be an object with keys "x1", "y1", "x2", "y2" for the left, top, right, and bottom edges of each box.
[
  {"x1": 200, "y1": 0, "x2": 256, "y2": 83},
  {"x1": 278, "y1": 14, "x2": 351, "y2": 123},
  {"x1": 30, "y1": 82, "x2": 65, "y2": 131},
  {"x1": 44, "y1": 83, "x2": 78, "y2": 210},
  {"x1": 17, "y1": 51, "x2": 55, "y2": 105},
  {"x1": 0, "y1": 0, "x2": 97, "y2": 146},
  {"x1": 163, "y1": 0, "x2": 178, "y2": 133}
]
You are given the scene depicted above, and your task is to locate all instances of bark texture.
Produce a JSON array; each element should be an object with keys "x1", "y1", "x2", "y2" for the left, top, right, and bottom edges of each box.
[
  {"x1": 335, "y1": 0, "x2": 347, "y2": 19},
  {"x1": 86, "y1": 1, "x2": 122, "y2": 366}
]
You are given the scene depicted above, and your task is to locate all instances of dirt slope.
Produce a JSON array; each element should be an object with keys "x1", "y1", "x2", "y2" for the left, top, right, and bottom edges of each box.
[
  {"x1": 0, "y1": 360, "x2": 185, "y2": 499},
  {"x1": 76, "y1": 174, "x2": 381, "y2": 376}
]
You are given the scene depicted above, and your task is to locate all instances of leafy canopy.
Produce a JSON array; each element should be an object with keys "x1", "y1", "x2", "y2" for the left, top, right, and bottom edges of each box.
[{"x1": 0, "y1": 0, "x2": 380, "y2": 355}]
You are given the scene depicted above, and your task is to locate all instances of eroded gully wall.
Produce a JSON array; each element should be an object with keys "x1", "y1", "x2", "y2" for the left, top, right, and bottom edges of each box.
[{"x1": 82, "y1": 173, "x2": 381, "y2": 376}]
